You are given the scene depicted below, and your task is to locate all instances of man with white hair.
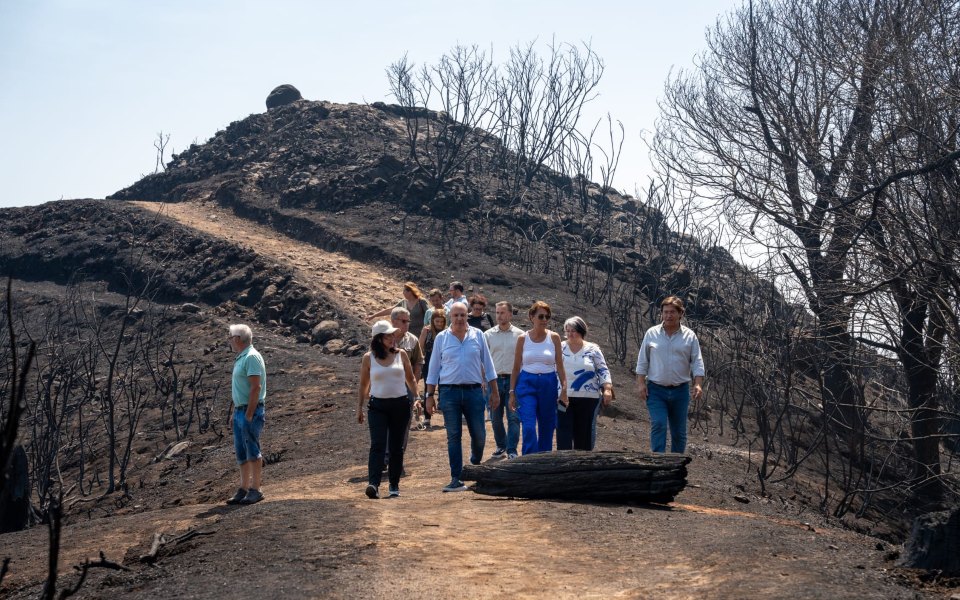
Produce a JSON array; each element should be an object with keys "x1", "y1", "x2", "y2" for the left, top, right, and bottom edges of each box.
[{"x1": 226, "y1": 324, "x2": 267, "y2": 505}]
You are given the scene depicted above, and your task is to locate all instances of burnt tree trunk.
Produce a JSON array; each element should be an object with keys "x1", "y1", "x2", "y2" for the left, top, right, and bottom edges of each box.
[{"x1": 460, "y1": 450, "x2": 691, "y2": 503}]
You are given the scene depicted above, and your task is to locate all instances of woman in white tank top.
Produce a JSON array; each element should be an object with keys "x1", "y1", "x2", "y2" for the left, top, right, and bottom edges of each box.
[
  {"x1": 358, "y1": 321, "x2": 420, "y2": 499},
  {"x1": 509, "y1": 301, "x2": 567, "y2": 455}
]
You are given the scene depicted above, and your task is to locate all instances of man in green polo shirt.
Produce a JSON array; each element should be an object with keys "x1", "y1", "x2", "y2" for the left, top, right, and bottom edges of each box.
[{"x1": 226, "y1": 324, "x2": 267, "y2": 505}]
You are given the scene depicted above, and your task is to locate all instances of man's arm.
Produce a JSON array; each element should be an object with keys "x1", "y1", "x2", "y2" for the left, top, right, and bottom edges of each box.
[
  {"x1": 246, "y1": 375, "x2": 261, "y2": 421},
  {"x1": 480, "y1": 332, "x2": 500, "y2": 411},
  {"x1": 690, "y1": 334, "x2": 706, "y2": 401},
  {"x1": 635, "y1": 332, "x2": 650, "y2": 400}
]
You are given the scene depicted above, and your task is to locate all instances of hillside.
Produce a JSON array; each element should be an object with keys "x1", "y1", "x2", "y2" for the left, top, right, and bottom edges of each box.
[{"x1": 0, "y1": 94, "x2": 954, "y2": 597}]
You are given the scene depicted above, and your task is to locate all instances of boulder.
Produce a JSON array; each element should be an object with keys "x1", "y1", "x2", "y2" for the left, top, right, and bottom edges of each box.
[
  {"x1": 324, "y1": 339, "x2": 347, "y2": 354},
  {"x1": 311, "y1": 320, "x2": 340, "y2": 344},
  {"x1": 266, "y1": 84, "x2": 303, "y2": 110}
]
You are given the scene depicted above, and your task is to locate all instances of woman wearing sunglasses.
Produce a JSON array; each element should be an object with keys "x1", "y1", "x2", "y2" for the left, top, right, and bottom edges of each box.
[{"x1": 509, "y1": 301, "x2": 567, "y2": 454}]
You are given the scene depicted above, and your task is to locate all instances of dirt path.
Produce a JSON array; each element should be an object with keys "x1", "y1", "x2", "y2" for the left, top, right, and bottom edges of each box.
[
  {"x1": 2, "y1": 406, "x2": 915, "y2": 599},
  {"x1": 130, "y1": 200, "x2": 406, "y2": 321}
]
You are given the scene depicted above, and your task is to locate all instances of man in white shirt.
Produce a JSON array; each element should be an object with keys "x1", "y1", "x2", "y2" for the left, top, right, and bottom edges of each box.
[
  {"x1": 635, "y1": 296, "x2": 705, "y2": 453},
  {"x1": 443, "y1": 281, "x2": 470, "y2": 312},
  {"x1": 483, "y1": 301, "x2": 524, "y2": 459}
]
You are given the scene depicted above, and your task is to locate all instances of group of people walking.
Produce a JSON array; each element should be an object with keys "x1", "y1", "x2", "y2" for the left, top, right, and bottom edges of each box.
[
  {"x1": 222, "y1": 283, "x2": 705, "y2": 505},
  {"x1": 356, "y1": 281, "x2": 706, "y2": 499}
]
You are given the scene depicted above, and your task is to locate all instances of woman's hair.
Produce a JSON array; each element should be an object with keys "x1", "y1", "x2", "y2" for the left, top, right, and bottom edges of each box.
[
  {"x1": 563, "y1": 316, "x2": 588, "y2": 338},
  {"x1": 661, "y1": 296, "x2": 685, "y2": 315},
  {"x1": 528, "y1": 300, "x2": 552, "y2": 319},
  {"x1": 229, "y1": 324, "x2": 253, "y2": 343},
  {"x1": 430, "y1": 308, "x2": 447, "y2": 334},
  {"x1": 403, "y1": 281, "x2": 423, "y2": 299},
  {"x1": 370, "y1": 333, "x2": 393, "y2": 360},
  {"x1": 469, "y1": 293, "x2": 488, "y2": 308}
]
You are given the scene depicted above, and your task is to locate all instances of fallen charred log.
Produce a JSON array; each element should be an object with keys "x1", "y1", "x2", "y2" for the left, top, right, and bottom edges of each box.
[{"x1": 460, "y1": 450, "x2": 691, "y2": 503}]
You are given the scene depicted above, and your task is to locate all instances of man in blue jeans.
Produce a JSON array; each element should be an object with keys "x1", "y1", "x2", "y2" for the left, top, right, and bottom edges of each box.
[
  {"x1": 226, "y1": 324, "x2": 267, "y2": 505},
  {"x1": 425, "y1": 303, "x2": 501, "y2": 492},
  {"x1": 635, "y1": 296, "x2": 705, "y2": 453},
  {"x1": 483, "y1": 301, "x2": 523, "y2": 459}
]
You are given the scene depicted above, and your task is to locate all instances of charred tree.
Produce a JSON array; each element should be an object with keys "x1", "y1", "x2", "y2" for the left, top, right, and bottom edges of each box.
[{"x1": 461, "y1": 451, "x2": 691, "y2": 504}]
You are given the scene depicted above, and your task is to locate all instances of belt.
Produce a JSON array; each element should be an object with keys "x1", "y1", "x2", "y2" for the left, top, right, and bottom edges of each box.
[
  {"x1": 236, "y1": 402, "x2": 265, "y2": 410},
  {"x1": 649, "y1": 381, "x2": 686, "y2": 389},
  {"x1": 439, "y1": 383, "x2": 481, "y2": 389}
]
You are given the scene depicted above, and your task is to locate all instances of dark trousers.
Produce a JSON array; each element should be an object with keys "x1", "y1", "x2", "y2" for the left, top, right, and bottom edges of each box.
[
  {"x1": 556, "y1": 396, "x2": 602, "y2": 450},
  {"x1": 368, "y1": 396, "x2": 411, "y2": 487}
]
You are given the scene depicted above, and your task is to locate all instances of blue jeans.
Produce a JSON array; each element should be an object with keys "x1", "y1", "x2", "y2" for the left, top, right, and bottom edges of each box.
[
  {"x1": 646, "y1": 382, "x2": 690, "y2": 453},
  {"x1": 556, "y1": 396, "x2": 601, "y2": 450},
  {"x1": 491, "y1": 375, "x2": 520, "y2": 454},
  {"x1": 516, "y1": 370, "x2": 559, "y2": 455},
  {"x1": 233, "y1": 404, "x2": 265, "y2": 465},
  {"x1": 439, "y1": 385, "x2": 486, "y2": 480},
  {"x1": 368, "y1": 396, "x2": 412, "y2": 487}
]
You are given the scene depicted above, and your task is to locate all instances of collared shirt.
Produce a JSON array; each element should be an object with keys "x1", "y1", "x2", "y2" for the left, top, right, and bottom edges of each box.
[
  {"x1": 397, "y1": 331, "x2": 423, "y2": 367},
  {"x1": 426, "y1": 326, "x2": 498, "y2": 386},
  {"x1": 443, "y1": 296, "x2": 469, "y2": 312},
  {"x1": 484, "y1": 324, "x2": 524, "y2": 375},
  {"x1": 232, "y1": 345, "x2": 266, "y2": 407},
  {"x1": 635, "y1": 324, "x2": 705, "y2": 386}
]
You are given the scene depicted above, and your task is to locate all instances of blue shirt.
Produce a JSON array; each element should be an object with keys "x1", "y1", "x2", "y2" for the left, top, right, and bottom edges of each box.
[
  {"x1": 426, "y1": 326, "x2": 498, "y2": 386},
  {"x1": 232, "y1": 345, "x2": 266, "y2": 407}
]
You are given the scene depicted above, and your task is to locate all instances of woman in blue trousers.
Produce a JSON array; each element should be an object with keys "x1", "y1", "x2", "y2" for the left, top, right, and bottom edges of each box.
[{"x1": 509, "y1": 301, "x2": 567, "y2": 454}]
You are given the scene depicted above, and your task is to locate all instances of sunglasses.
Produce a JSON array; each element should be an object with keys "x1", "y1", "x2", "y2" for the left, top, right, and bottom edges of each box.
[
  {"x1": 535, "y1": 314, "x2": 550, "y2": 320},
  {"x1": 397, "y1": 319, "x2": 410, "y2": 323}
]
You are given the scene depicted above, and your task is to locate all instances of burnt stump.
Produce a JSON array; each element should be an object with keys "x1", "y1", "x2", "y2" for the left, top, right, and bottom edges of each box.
[{"x1": 461, "y1": 450, "x2": 691, "y2": 504}]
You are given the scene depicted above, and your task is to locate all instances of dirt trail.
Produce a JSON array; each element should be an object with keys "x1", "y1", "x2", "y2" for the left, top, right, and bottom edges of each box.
[
  {"x1": 130, "y1": 200, "x2": 405, "y2": 320},
  {"x1": 0, "y1": 200, "x2": 928, "y2": 599}
]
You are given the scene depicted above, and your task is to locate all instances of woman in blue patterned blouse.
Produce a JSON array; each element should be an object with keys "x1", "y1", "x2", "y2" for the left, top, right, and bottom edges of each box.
[{"x1": 557, "y1": 316, "x2": 613, "y2": 450}]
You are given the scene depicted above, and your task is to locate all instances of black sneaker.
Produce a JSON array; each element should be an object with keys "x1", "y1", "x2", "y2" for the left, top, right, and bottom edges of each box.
[
  {"x1": 239, "y1": 489, "x2": 264, "y2": 505},
  {"x1": 442, "y1": 479, "x2": 468, "y2": 493},
  {"x1": 388, "y1": 486, "x2": 400, "y2": 498},
  {"x1": 225, "y1": 488, "x2": 247, "y2": 505},
  {"x1": 492, "y1": 448, "x2": 507, "y2": 458},
  {"x1": 365, "y1": 484, "x2": 379, "y2": 499}
]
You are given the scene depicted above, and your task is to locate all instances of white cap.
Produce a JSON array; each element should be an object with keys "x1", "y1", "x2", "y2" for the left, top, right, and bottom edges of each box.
[{"x1": 371, "y1": 320, "x2": 399, "y2": 337}]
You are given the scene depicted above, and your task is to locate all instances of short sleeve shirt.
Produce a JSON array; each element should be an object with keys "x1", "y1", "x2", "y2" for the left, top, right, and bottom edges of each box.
[{"x1": 232, "y1": 345, "x2": 266, "y2": 407}]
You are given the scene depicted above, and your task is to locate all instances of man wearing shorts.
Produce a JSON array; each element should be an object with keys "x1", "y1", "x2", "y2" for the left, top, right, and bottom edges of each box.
[{"x1": 226, "y1": 324, "x2": 267, "y2": 505}]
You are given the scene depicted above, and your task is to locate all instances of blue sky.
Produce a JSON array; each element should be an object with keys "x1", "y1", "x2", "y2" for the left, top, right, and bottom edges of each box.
[{"x1": 0, "y1": 0, "x2": 741, "y2": 208}]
